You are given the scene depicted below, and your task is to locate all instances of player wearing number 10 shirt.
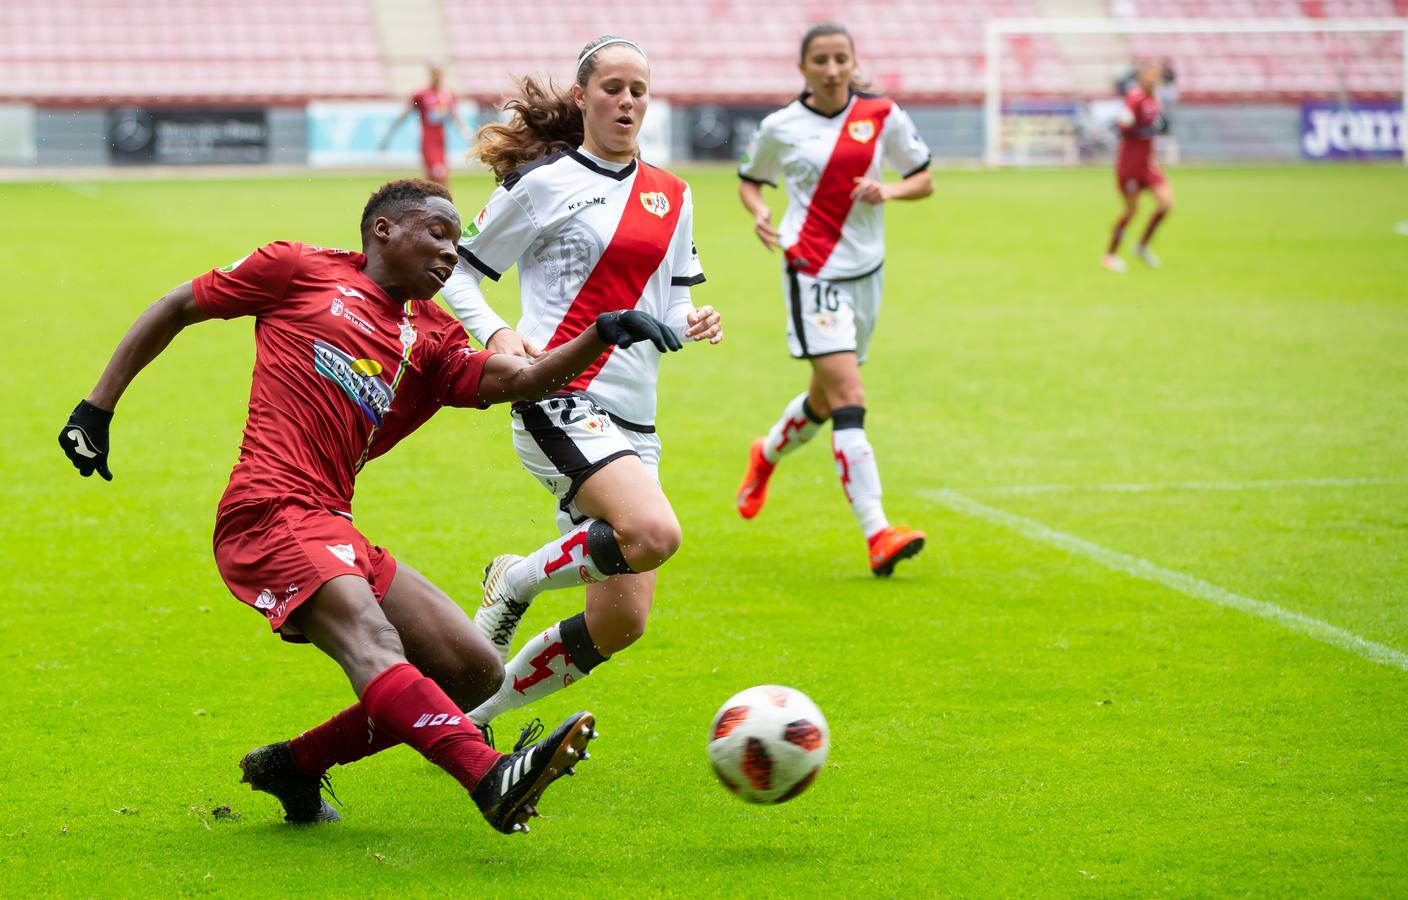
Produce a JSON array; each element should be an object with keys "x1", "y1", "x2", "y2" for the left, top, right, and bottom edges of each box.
[
  {"x1": 736, "y1": 22, "x2": 934, "y2": 576},
  {"x1": 441, "y1": 36, "x2": 722, "y2": 728}
]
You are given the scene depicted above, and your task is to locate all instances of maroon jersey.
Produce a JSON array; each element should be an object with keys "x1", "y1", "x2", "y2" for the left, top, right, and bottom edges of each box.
[
  {"x1": 1117, "y1": 86, "x2": 1161, "y2": 172},
  {"x1": 193, "y1": 241, "x2": 491, "y2": 513},
  {"x1": 412, "y1": 88, "x2": 454, "y2": 152}
]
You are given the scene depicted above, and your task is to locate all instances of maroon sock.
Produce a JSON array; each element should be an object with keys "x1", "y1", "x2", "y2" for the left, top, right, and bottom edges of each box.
[
  {"x1": 1139, "y1": 209, "x2": 1167, "y2": 247},
  {"x1": 1108, "y1": 213, "x2": 1133, "y2": 254},
  {"x1": 358, "y1": 662, "x2": 502, "y2": 792},
  {"x1": 288, "y1": 702, "x2": 401, "y2": 775}
]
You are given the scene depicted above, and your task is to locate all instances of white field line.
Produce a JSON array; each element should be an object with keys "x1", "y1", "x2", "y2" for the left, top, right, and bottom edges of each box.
[
  {"x1": 921, "y1": 488, "x2": 1408, "y2": 673},
  {"x1": 960, "y1": 476, "x2": 1408, "y2": 497}
]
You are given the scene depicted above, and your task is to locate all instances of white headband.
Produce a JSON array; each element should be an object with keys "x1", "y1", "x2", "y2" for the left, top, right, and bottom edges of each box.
[{"x1": 576, "y1": 38, "x2": 646, "y2": 78}]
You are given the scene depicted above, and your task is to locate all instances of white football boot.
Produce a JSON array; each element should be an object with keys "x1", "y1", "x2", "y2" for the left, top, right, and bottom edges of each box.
[
  {"x1": 476, "y1": 554, "x2": 531, "y2": 662},
  {"x1": 1135, "y1": 244, "x2": 1160, "y2": 268},
  {"x1": 1102, "y1": 253, "x2": 1127, "y2": 273}
]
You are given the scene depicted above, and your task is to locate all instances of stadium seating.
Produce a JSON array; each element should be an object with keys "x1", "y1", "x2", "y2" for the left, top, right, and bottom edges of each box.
[
  {"x1": 442, "y1": 0, "x2": 1057, "y2": 102},
  {"x1": 0, "y1": 0, "x2": 1400, "y2": 104},
  {"x1": 1119, "y1": 0, "x2": 1404, "y2": 98},
  {"x1": 0, "y1": 0, "x2": 385, "y2": 102}
]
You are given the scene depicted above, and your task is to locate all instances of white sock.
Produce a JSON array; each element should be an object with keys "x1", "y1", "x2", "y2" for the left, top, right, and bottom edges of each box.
[
  {"x1": 468, "y1": 613, "x2": 607, "y2": 725},
  {"x1": 762, "y1": 392, "x2": 826, "y2": 464},
  {"x1": 504, "y1": 519, "x2": 634, "y2": 601},
  {"x1": 831, "y1": 407, "x2": 889, "y2": 539}
]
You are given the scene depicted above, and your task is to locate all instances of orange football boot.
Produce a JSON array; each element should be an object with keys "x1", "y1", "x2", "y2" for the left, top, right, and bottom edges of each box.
[
  {"x1": 736, "y1": 437, "x2": 775, "y2": 519},
  {"x1": 868, "y1": 525, "x2": 926, "y2": 577}
]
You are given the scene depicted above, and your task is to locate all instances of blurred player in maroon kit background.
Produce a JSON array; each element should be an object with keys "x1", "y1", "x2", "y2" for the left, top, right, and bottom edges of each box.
[
  {"x1": 381, "y1": 62, "x2": 473, "y2": 190},
  {"x1": 1104, "y1": 61, "x2": 1175, "y2": 273}
]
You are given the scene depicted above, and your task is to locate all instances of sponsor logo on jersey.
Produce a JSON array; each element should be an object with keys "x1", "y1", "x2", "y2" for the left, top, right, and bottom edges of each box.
[
  {"x1": 463, "y1": 205, "x2": 490, "y2": 239},
  {"x1": 847, "y1": 119, "x2": 876, "y2": 144},
  {"x1": 326, "y1": 543, "x2": 357, "y2": 567},
  {"x1": 413, "y1": 712, "x2": 463, "y2": 728},
  {"x1": 254, "y1": 589, "x2": 277, "y2": 610},
  {"x1": 313, "y1": 340, "x2": 394, "y2": 426},
  {"x1": 568, "y1": 196, "x2": 606, "y2": 211},
  {"x1": 218, "y1": 255, "x2": 249, "y2": 273},
  {"x1": 639, "y1": 191, "x2": 670, "y2": 218},
  {"x1": 336, "y1": 284, "x2": 367, "y2": 300},
  {"x1": 329, "y1": 296, "x2": 376, "y2": 334}
]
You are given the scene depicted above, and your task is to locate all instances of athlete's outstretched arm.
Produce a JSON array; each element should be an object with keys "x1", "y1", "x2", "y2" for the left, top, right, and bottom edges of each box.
[
  {"x1": 58, "y1": 281, "x2": 211, "y2": 480},
  {"x1": 476, "y1": 311, "x2": 681, "y2": 405}
]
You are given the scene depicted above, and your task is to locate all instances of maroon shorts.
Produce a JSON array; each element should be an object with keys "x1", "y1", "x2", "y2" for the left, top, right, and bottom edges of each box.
[
  {"x1": 212, "y1": 495, "x2": 398, "y2": 641},
  {"x1": 1117, "y1": 161, "x2": 1167, "y2": 194},
  {"x1": 422, "y1": 143, "x2": 448, "y2": 180}
]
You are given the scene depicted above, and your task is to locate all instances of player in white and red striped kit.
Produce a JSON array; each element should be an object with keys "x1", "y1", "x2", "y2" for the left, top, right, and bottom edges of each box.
[
  {"x1": 736, "y1": 22, "x2": 934, "y2": 576},
  {"x1": 441, "y1": 36, "x2": 722, "y2": 727}
]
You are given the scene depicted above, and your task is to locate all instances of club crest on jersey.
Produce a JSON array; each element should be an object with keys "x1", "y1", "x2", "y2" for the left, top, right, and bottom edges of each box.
[
  {"x1": 639, "y1": 191, "x2": 670, "y2": 218},
  {"x1": 847, "y1": 119, "x2": 876, "y2": 144}
]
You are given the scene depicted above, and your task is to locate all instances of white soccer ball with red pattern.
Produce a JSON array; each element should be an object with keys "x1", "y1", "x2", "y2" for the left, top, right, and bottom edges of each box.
[{"x1": 707, "y1": 685, "x2": 829, "y2": 804}]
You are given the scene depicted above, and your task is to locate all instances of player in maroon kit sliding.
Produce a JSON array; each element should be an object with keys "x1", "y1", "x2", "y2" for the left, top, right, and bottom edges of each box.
[
  {"x1": 1104, "y1": 61, "x2": 1174, "y2": 272},
  {"x1": 56, "y1": 179, "x2": 682, "y2": 833},
  {"x1": 381, "y1": 62, "x2": 472, "y2": 189}
]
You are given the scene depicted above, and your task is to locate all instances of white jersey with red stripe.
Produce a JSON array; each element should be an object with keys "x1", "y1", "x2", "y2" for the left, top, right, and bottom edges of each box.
[
  {"x1": 443, "y1": 148, "x2": 704, "y2": 428},
  {"x1": 738, "y1": 91, "x2": 930, "y2": 280}
]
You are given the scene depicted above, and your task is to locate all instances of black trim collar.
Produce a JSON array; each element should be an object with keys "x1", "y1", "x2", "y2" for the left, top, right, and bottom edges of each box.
[
  {"x1": 568, "y1": 149, "x2": 637, "y2": 181},
  {"x1": 799, "y1": 88, "x2": 858, "y2": 119}
]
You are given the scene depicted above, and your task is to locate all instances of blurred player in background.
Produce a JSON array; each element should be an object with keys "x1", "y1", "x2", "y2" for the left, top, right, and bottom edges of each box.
[
  {"x1": 56, "y1": 178, "x2": 684, "y2": 834},
  {"x1": 1104, "y1": 61, "x2": 1174, "y2": 272},
  {"x1": 441, "y1": 36, "x2": 721, "y2": 728},
  {"x1": 735, "y1": 22, "x2": 933, "y2": 577},
  {"x1": 381, "y1": 62, "x2": 473, "y2": 189}
]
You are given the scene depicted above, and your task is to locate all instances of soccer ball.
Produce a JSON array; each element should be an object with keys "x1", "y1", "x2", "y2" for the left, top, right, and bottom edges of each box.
[{"x1": 707, "y1": 685, "x2": 830, "y2": 804}]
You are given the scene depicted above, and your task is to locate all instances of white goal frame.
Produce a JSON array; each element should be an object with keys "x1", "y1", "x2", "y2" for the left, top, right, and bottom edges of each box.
[{"x1": 983, "y1": 17, "x2": 1408, "y2": 166}]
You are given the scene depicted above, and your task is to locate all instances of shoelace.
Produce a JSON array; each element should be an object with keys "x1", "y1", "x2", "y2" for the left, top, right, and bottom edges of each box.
[
  {"x1": 491, "y1": 598, "x2": 531, "y2": 644},
  {"x1": 481, "y1": 722, "x2": 496, "y2": 750},
  {"x1": 319, "y1": 772, "x2": 343, "y2": 808},
  {"x1": 512, "y1": 718, "x2": 544, "y2": 753}
]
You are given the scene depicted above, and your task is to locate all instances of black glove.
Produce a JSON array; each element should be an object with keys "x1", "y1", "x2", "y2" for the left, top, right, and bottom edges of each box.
[
  {"x1": 58, "y1": 400, "x2": 114, "y2": 481},
  {"x1": 595, "y1": 310, "x2": 683, "y2": 353}
]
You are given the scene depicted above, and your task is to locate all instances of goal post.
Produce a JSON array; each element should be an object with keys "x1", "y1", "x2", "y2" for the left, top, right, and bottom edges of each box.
[{"x1": 983, "y1": 17, "x2": 1408, "y2": 166}]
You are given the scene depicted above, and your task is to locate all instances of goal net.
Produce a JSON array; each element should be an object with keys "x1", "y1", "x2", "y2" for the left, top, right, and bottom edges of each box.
[{"x1": 983, "y1": 17, "x2": 1407, "y2": 166}]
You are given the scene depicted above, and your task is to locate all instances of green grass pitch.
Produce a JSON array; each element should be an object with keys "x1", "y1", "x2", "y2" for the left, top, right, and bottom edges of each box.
[{"x1": 2, "y1": 164, "x2": 1405, "y2": 895}]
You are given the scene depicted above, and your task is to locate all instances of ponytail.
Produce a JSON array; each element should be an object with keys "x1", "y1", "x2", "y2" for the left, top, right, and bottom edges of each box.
[{"x1": 472, "y1": 75, "x2": 583, "y2": 183}]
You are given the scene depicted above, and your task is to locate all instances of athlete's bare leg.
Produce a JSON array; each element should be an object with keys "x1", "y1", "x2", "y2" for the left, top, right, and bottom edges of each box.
[
  {"x1": 382, "y1": 563, "x2": 505, "y2": 709},
  {"x1": 291, "y1": 574, "x2": 410, "y2": 695},
  {"x1": 806, "y1": 351, "x2": 865, "y2": 419},
  {"x1": 1137, "y1": 181, "x2": 1174, "y2": 265},
  {"x1": 571, "y1": 456, "x2": 676, "y2": 653},
  {"x1": 573, "y1": 454, "x2": 681, "y2": 573}
]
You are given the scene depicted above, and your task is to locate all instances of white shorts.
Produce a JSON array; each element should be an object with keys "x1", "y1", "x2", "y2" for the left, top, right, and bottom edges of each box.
[
  {"x1": 511, "y1": 393, "x2": 662, "y2": 534},
  {"x1": 783, "y1": 264, "x2": 884, "y2": 363}
]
